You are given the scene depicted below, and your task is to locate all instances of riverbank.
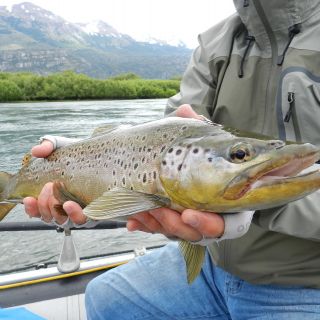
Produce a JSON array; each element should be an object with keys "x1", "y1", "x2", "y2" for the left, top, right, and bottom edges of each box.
[{"x1": 0, "y1": 71, "x2": 180, "y2": 102}]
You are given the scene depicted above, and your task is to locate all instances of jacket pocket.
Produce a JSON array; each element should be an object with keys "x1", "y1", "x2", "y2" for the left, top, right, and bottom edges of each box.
[{"x1": 277, "y1": 67, "x2": 320, "y2": 147}]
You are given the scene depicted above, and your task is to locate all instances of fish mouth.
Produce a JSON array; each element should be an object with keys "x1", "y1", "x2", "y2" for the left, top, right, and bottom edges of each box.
[{"x1": 223, "y1": 145, "x2": 320, "y2": 200}]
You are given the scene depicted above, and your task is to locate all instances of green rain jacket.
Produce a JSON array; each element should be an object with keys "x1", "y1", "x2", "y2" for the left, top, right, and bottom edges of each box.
[{"x1": 165, "y1": 0, "x2": 320, "y2": 287}]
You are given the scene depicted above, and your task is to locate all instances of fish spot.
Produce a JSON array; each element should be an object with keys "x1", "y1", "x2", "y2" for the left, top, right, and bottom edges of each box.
[
  {"x1": 177, "y1": 164, "x2": 182, "y2": 171},
  {"x1": 134, "y1": 163, "x2": 138, "y2": 170},
  {"x1": 193, "y1": 148, "x2": 199, "y2": 154},
  {"x1": 153, "y1": 171, "x2": 157, "y2": 179},
  {"x1": 143, "y1": 173, "x2": 147, "y2": 183},
  {"x1": 113, "y1": 170, "x2": 116, "y2": 176},
  {"x1": 130, "y1": 186, "x2": 134, "y2": 190},
  {"x1": 147, "y1": 148, "x2": 152, "y2": 152},
  {"x1": 181, "y1": 126, "x2": 187, "y2": 130},
  {"x1": 160, "y1": 146, "x2": 166, "y2": 153},
  {"x1": 122, "y1": 177, "x2": 126, "y2": 185},
  {"x1": 162, "y1": 160, "x2": 167, "y2": 166},
  {"x1": 142, "y1": 157, "x2": 145, "y2": 163},
  {"x1": 163, "y1": 134, "x2": 168, "y2": 138},
  {"x1": 176, "y1": 149, "x2": 182, "y2": 155},
  {"x1": 168, "y1": 148, "x2": 173, "y2": 153},
  {"x1": 153, "y1": 153, "x2": 157, "y2": 159},
  {"x1": 208, "y1": 157, "x2": 213, "y2": 162}
]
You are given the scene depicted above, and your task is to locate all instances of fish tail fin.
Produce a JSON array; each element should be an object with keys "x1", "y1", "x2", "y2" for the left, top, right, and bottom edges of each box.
[
  {"x1": 0, "y1": 172, "x2": 16, "y2": 221},
  {"x1": 179, "y1": 240, "x2": 206, "y2": 284}
]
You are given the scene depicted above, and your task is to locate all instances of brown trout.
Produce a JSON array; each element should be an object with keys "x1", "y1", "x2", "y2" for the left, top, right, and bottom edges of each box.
[{"x1": 1, "y1": 117, "x2": 320, "y2": 283}]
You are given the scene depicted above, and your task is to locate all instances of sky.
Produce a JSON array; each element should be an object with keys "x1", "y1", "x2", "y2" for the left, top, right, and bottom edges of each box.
[{"x1": 1, "y1": 0, "x2": 235, "y2": 48}]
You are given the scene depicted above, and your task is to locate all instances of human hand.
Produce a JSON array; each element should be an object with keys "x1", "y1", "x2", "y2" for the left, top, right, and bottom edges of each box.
[
  {"x1": 127, "y1": 104, "x2": 226, "y2": 242},
  {"x1": 127, "y1": 208, "x2": 225, "y2": 242},
  {"x1": 24, "y1": 136, "x2": 88, "y2": 226}
]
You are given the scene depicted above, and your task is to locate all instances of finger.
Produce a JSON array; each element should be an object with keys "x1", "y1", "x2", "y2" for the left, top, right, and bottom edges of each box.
[
  {"x1": 31, "y1": 140, "x2": 54, "y2": 158},
  {"x1": 175, "y1": 104, "x2": 202, "y2": 120},
  {"x1": 127, "y1": 218, "x2": 151, "y2": 233},
  {"x1": 23, "y1": 197, "x2": 41, "y2": 218},
  {"x1": 37, "y1": 182, "x2": 54, "y2": 222},
  {"x1": 132, "y1": 212, "x2": 166, "y2": 234},
  {"x1": 181, "y1": 209, "x2": 225, "y2": 238},
  {"x1": 150, "y1": 208, "x2": 202, "y2": 241},
  {"x1": 63, "y1": 201, "x2": 87, "y2": 225}
]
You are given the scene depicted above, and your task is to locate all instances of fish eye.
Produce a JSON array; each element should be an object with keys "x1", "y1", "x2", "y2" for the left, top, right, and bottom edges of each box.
[{"x1": 229, "y1": 143, "x2": 255, "y2": 163}]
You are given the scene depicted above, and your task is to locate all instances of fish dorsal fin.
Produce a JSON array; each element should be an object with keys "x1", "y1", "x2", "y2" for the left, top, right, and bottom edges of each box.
[
  {"x1": 91, "y1": 124, "x2": 120, "y2": 137},
  {"x1": 83, "y1": 187, "x2": 170, "y2": 220},
  {"x1": 91, "y1": 123, "x2": 134, "y2": 137},
  {"x1": 179, "y1": 240, "x2": 206, "y2": 284},
  {"x1": 21, "y1": 153, "x2": 32, "y2": 167}
]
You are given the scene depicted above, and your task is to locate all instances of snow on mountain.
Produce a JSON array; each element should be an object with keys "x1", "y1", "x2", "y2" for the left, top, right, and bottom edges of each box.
[
  {"x1": 133, "y1": 35, "x2": 187, "y2": 48},
  {"x1": 76, "y1": 20, "x2": 124, "y2": 38}
]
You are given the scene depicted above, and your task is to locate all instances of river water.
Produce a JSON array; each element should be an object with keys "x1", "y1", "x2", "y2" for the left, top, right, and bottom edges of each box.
[{"x1": 0, "y1": 99, "x2": 169, "y2": 273}]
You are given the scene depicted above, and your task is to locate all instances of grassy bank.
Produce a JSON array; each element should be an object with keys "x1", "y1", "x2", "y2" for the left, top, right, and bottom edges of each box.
[{"x1": 0, "y1": 71, "x2": 181, "y2": 102}]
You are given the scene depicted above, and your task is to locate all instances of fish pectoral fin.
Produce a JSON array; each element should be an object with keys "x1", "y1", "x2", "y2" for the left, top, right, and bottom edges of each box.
[
  {"x1": 52, "y1": 181, "x2": 87, "y2": 209},
  {"x1": 179, "y1": 240, "x2": 206, "y2": 284},
  {"x1": 83, "y1": 187, "x2": 170, "y2": 220}
]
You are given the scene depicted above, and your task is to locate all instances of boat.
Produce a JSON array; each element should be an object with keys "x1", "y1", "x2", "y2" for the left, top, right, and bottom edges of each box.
[{"x1": 0, "y1": 221, "x2": 164, "y2": 319}]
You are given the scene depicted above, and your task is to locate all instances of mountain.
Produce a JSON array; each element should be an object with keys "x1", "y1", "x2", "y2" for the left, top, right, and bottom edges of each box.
[{"x1": 0, "y1": 2, "x2": 192, "y2": 79}]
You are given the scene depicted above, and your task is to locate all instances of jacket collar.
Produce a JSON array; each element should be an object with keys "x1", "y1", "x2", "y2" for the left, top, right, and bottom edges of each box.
[{"x1": 233, "y1": 0, "x2": 320, "y2": 50}]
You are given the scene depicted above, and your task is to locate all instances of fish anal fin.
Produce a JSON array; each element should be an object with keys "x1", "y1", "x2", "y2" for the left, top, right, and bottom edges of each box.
[
  {"x1": 179, "y1": 240, "x2": 206, "y2": 284},
  {"x1": 53, "y1": 204, "x2": 68, "y2": 217},
  {"x1": 83, "y1": 187, "x2": 170, "y2": 221},
  {"x1": 52, "y1": 181, "x2": 87, "y2": 209}
]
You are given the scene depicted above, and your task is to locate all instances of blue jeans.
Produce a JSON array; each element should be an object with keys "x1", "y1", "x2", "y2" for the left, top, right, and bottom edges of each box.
[{"x1": 85, "y1": 243, "x2": 320, "y2": 319}]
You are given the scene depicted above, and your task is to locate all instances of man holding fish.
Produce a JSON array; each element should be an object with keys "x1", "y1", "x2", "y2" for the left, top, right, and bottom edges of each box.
[{"x1": 23, "y1": 0, "x2": 320, "y2": 319}]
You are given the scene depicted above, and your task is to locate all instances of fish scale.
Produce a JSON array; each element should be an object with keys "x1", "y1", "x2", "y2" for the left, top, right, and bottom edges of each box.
[{"x1": 0, "y1": 116, "x2": 319, "y2": 284}]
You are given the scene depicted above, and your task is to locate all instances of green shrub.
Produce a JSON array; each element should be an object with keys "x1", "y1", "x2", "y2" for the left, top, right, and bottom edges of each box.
[
  {"x1": 0, "y1": 71, "x2": 181, "y2": 101},
  {"x1": 0, "y1": 80, "x2": 23, "y2": 101}
]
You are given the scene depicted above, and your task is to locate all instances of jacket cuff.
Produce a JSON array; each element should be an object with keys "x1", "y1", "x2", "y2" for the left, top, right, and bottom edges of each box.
[
  {"x1": 39, "y1": 135, "x2": 81, "y2": 150},
  {"x1": 191, "y1": 211, "x2": 254, "y2": 246}
]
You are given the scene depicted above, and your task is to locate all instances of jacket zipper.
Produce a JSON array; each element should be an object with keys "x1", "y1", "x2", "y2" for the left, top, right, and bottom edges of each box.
[
  {"x1": 284, "y1": 92, "x2": 295, "y2": 122},
  {"x1": 252, "y1": 1, "x2": 281, "y2": 135}
]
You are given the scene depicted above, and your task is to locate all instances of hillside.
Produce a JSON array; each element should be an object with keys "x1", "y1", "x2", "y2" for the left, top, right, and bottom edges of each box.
[{"x1": 0, "y1": 2, "x2": 192, "y2": 79}]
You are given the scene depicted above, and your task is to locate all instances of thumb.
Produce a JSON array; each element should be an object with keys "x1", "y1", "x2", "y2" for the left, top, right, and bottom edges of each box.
[{"x1": 31, "y1": 140, "x2": 54, "y2": 158}]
